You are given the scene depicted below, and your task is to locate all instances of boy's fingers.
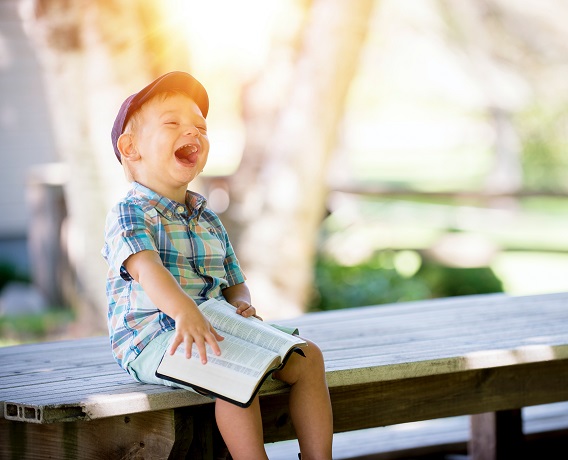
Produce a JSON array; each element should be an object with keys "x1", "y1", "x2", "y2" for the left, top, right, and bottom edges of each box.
[
  {"x1": 207, "y1": 334, "x2": 222, "y2": 356},
  {"x1": 184, "y1": 337, "x2": 194, "y2": 359},
  {"x1": 237, "y1": 303, "x2": 255, "y2": 317},
  {"x1": 213, "y1": 329, "x2": 224, "y2": 342},
  {"x1": 169, "y1": 335, "x2": 183, "y2": 355},
  {"x1": 209, "y1": 324, "x2": 224, "y2": 343},
  {"x1": 195, "y1": 339, "x2": 208, "y2": 364}
]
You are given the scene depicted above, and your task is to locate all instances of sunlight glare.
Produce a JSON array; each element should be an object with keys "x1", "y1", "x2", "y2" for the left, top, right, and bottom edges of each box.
[
  {"x1": 163, "y1": 0, "x2": 295, "y2": 175},
  {"x1": 167, "y1": 0, "x2": 284, "y2": 78}
]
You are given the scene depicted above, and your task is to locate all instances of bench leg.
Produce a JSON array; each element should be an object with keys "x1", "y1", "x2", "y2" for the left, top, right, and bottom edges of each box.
[
  {"x1": 181, "y1": 405, "x2": 230, "y2": 460},
  {"x1": 469, "y1": 409, "x2": 524, "y2": 460}
]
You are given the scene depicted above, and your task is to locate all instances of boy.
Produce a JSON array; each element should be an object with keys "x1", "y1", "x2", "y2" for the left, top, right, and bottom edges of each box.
[{"x1": 102, "y1": 71, "x2": 333, "y2": 459}]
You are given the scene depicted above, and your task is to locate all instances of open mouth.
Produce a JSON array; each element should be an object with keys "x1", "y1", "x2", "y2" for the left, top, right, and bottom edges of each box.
[{"x1": 174, "y1": 143, "x2": 199, "y2": 165}]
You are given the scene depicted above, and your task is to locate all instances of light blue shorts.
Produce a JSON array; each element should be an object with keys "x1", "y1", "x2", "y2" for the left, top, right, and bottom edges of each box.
[{"x1": 127, "y1": 330, "x2": 204, "y2": 395}]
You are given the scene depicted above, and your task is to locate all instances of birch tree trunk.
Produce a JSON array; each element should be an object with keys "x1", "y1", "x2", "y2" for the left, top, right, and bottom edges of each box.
[
  {"x1": 22, "y1": 0, "x2": 191, "y2": 333},
  {"x1": 226, "y1": 0, "x2": 376, "y2": 319}
]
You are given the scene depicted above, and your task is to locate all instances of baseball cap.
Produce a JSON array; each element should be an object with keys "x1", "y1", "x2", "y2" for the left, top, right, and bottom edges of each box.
[{"x1": 111, "y1": 71, "x2": 209, "y2": 163}]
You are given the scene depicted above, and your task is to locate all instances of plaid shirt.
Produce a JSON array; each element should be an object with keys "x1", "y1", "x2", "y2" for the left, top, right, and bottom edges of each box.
[{"x1": 102, "y1": 182, "x2": 246, "y2": 371}]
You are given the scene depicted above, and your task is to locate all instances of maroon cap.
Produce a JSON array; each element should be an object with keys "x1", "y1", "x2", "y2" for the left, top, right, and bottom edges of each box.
[{"x1": 111, "y1": 71, "x2": 209, "y2": 163}]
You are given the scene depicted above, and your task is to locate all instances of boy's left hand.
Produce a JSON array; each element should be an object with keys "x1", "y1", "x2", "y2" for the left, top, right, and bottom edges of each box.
[{"x1": 233, "y1": 301, "x2": 262, "y2": 320}]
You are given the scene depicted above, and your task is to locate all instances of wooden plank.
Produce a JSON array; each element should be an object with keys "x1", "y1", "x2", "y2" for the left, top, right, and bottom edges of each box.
[
  {"x1": 0, "y1": 335, "x2": 107, "y2": 357},
  {"x1": 0, "y1": 409, "x2": 181, "y2": 460},
  {"x1": 3, "y1": 386, "x2": 215, "y2": 423},
  {"x1": 0, "y1": 406, "x2": 226, "y2": 460},
  {"x1": 308, "y1": 316, "x2": 568, "y2": 348},
  {"x1": 10, "y1": 319, "x2": 568, "y2": 389},
  {"x1": 4, "y1": 325, "x2": 567, "y2": 388},
  {"x1": 0, "y1": 365, "x2": 126, "y2": 389},
  {"x1": 279, "y1": 292, "x2": 568, "y2": 328},
  {"x1": 266, "y1": 402, "x2": 568, "y2": 460},
  {"x1": 0, "y1": 294, "x2": 565, "y2": 365},
  {"x1": 260, "y1": 359, "x2": 568, "y2": 443},
  {"x1": 323, "y1": 342, "x2": 568, "y2": 384},
  {"x1": 1, "y1": 294, "x2": 565, "y2": 368},
  {"x1": 2, "y1": 292, "x2": 568, "y2": 425},
  {"x1": 469, "y1": 409, "x2": 523, "y2": 460}
]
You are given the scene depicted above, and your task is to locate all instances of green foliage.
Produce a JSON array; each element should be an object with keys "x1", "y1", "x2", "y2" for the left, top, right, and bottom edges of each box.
[
  {"x1": 519, "y1": 105, "x2": 568, "y2": 191},
  {"x1": 309, "y1": 254, "x2": 429, "y2": 311},
  {"x1": 0, "y1": 310, "x2": 75, "y2": 346},
  {"x1": 0, "y1": 262, "x2": 30, "y2": 292},
  {"x1": 0, "y1": 262, "x2": 73, "y2": 346},
  {"x1": 415, "y1": 261, "x2": 503, "y2": 298},
  {"x1": 309, "y1": 250, "x2": 503, "y2": 312}
]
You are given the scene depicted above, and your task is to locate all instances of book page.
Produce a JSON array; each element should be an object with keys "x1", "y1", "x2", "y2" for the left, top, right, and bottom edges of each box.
[
  {"x1": 178, "y1": 334, "x2": 279, "y2": 379},
  {"x1": 199, "y1": 298, "x2": 306, "y2": 356},
  {"x1": 157, "y1": 334, "x2": 281, "y2": 405}
]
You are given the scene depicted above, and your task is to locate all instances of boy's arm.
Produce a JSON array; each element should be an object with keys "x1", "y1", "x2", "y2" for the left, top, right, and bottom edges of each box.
[
  {"x1": 124, "y1": 249, "x2": 223, "y2": 363},
  {"x1": 222, "y1": 282, "x2": 259, "y2": 319}
]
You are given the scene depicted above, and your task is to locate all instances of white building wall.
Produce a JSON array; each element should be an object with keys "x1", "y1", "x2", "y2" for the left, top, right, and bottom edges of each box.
[
  {"x1": 0, "y1": 0, "x2": 59, "y2": 276},
  {"x1": 0, "y1": 0, "x2": 58, "y2": 240}
]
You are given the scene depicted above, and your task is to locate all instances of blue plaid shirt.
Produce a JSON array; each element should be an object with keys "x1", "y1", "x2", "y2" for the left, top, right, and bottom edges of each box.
[{"x1": 102, "y1": 182, "x2": 246, "y2": 371}]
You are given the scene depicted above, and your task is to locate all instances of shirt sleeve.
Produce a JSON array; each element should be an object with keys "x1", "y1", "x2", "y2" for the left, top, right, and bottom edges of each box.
[{"x1": 102, "y1": 201, "x2": 159, "y2": 280}]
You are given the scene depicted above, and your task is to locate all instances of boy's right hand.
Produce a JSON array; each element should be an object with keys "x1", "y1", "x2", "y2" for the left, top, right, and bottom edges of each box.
[
  {"x1": 123, "y1": 250, "x2": 223, "y2": 364},
  {"x1": 169, "y1": 308, "x2": 224, "y2": 364}
]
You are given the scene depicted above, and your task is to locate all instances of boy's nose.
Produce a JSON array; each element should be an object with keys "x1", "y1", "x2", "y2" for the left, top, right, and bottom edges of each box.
[{"x1": 184, "y1": 125, "x2": 200, "y2": 137}]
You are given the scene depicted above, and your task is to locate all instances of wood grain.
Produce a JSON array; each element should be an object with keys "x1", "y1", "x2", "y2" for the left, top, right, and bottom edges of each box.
[{"x1": 2, "y1": 291, "x2": 568, "y2": 459}]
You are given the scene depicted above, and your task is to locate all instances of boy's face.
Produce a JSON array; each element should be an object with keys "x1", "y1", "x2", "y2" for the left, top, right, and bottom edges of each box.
[{"x1": 122, "y1": 92, "x2": 210, "y2": 202}]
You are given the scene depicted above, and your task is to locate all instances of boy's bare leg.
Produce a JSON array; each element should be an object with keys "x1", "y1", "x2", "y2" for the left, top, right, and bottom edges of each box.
[
  {"x1": 215, "y1": 396, "x2": 268, "y2": 460},
  {"x1": 273, "y1": 339, "x2": 333, "y2": 460}
]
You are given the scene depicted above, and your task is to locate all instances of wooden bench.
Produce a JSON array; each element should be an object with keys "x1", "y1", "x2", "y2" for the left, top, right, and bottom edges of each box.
[
  {"x1": 266, "y1": 401, "x2": 568, "y2": 459},
  {"x1": 2, "y1": 291, "x2": 568, "y2": 459}
]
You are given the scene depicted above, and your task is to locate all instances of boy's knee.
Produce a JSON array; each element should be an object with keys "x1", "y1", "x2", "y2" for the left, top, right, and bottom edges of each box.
[
  {"x1": 301, "y1": 340, "x2": 327, "y2": 387},
  {"x1": 287, "y1": 340, "x2": 324, "y2": 375},
  {"x1": 273, "y1": 339, "x2": 326, "y2": 385},
  {"x1": 304, "y1": 339, "x2": 324, "y2": 367}
]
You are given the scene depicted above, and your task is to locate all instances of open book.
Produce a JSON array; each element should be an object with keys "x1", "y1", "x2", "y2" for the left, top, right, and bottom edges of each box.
[{"x1": 156, "y1": 298, "x2": 307, "y2": 407}]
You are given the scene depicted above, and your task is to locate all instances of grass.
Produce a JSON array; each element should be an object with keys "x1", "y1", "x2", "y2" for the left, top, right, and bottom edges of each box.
[
  {"x1": 318, "y1": 193, "x2": 568, "y2": 308},
  {"x1": 0, "y1": 309, "x2": 75, "y2": 347}
]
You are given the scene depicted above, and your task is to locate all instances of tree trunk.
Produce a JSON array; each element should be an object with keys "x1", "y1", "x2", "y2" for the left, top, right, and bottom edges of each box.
[
  {"x1": 22, "y1": 0, "x2": 192, "y2": 332},
  {"x1": 226, "y1": 0, "x2": 376, "y2": 319}
]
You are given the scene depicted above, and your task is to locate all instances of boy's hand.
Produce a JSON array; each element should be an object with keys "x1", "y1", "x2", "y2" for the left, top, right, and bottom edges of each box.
[
  {"x1": 233, "y1": 301, "x2": 262, "y2": 320},
  {"x1": 124, "y1": 250, "x2": 224, "y2": 364},
  {"x1": 222, "y1": 283, "x2": 262, "y2": 319},
  {"x1": 169, "y1": 309, "x2": 224, "y2": 364}
]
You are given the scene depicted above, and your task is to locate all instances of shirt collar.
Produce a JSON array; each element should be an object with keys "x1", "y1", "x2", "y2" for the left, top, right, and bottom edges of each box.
[{"x1": 131, "y1": 182, "x2": 207, "y2": 221}]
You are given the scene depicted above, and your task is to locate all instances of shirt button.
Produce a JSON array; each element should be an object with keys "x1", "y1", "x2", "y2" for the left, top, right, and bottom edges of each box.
[
  {"x1": 176, "y1": 206, "x2": 185, "y2": 214},
  {"x1": 166, "y1": 211, "x2": 173, "y2": 218}
]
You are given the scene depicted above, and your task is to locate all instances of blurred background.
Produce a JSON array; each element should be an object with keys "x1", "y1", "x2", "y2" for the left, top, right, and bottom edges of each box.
[{"x1": 1, "y1": 0, "x2": 568, "y2": 345}]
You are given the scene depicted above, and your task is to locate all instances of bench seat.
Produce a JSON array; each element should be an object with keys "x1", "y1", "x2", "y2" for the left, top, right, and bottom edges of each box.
[{"x1": 2, "y1": 291, "x2": 568, "y2": 459}]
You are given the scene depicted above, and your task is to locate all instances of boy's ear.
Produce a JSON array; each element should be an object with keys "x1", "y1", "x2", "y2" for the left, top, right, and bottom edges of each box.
[{"x1": 117, "y1": 133, "x2": 140, "y2": 161}]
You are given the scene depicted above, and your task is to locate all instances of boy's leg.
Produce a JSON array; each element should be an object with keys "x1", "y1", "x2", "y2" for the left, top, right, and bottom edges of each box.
[
  {"x1": 215, "y1": 396, "x2": 269, "y2": 460},
  {"x1": 273, "y1": 339, "x2": 333, "y2": 460}
]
